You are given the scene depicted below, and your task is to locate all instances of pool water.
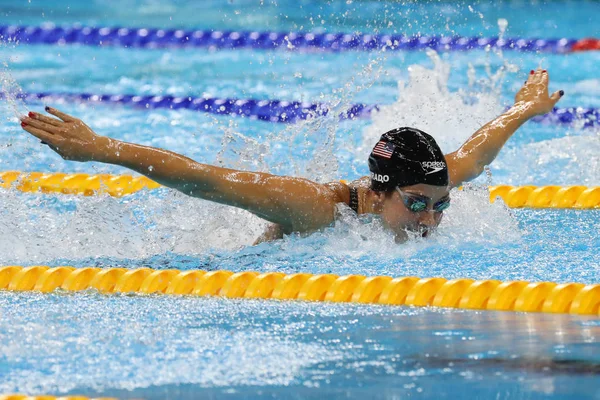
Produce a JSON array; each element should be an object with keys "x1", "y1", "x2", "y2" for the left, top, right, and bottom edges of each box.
[
  {"x1": 2, "y1": 292, "x2": 599, "y2": 399},
  {"x1": 0, "y1": 0, "x2": 599, "y2": 398}
]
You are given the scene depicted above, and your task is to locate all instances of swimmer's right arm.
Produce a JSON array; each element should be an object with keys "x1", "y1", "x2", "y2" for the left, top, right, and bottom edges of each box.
[{"x1": 20, "y1": 107, "x2": 340, "y2": 233}]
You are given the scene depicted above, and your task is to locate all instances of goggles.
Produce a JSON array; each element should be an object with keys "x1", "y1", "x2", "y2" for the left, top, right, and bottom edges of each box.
[{"x1": 396, "y1": 188, "x2": 451, "y2": 213}]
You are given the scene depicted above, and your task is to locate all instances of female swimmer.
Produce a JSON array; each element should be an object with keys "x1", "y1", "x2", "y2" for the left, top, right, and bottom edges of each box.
[{"x1": 19, "y1": 69, "x2": 563, "y2": 243}]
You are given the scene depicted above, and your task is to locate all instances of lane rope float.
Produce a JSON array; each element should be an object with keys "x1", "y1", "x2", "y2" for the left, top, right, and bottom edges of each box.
[
  {"x1": 0, "y1": 171, "x2": 161, "y2": 197},
  {"x1": 1, "y1": 266, "x2": 599, "y2": 315},
  {"x1": 1, "y1": 171, "x2": 599, "y2": 208},
  {"x1": 5, "y1": 91, "x2": 599, "y2": 128},
  {"x1": 2, "y1": 24, "x2": 599, "y2": 53},
  {"x1": 488, "y1": 185, "x2": 600, "y2": 209},
  {"x1": 6, "y1": 91, "x2": 372, "y2": 123}
]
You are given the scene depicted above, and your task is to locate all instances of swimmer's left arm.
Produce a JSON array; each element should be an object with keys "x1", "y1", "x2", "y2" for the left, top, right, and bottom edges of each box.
[{"x1": 445, "y1": 68, "x2": 564, "y2": 188}]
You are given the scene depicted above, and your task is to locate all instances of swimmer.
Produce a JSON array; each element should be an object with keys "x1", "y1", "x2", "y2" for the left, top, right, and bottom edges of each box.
[{"x1": 19, "y1": 69, "x2": 563, "y2": 244}]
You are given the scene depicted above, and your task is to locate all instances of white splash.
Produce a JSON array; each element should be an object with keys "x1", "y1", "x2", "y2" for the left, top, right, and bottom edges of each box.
[
  {"x1": 0, "y1": 189, "x2": 267, "y2": 265},
  {"x1": 0, "y1": 48, "x2": 28, "y2": 120},
  {"x1": 359, "y1": 50, "x2": 504, "y2": 155},
  {"x1": 319, "y1": 185, "x2": 520, "y2": 260}
]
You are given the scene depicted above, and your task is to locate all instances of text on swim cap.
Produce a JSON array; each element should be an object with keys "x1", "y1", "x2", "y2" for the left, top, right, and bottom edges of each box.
[
  {"x1": 370, "y1": 172, "x2": 389, "y2": 183},
  {"x1": 421, "y1": 161, "x2": 446, "y2": 169},
  {"x1": 421, "y1": 161, "x2": 446, "y2": 175}
]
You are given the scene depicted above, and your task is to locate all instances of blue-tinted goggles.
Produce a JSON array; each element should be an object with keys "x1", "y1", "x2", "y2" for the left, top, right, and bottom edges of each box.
[{"x1": 396, "y1": 188, "x2": 451, "y2": 213}]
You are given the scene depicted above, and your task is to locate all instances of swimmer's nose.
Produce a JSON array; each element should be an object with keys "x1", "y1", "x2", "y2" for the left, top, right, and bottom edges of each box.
[{"x1": 418, "y1": 211, "x2": 438, "y2": 227}]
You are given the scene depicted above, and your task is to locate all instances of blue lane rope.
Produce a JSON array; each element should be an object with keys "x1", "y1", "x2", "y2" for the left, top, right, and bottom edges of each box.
[
  {"x1": 0, "y1": 24, "x2": 588, "y2": 53},
  {"x1": 10, "y1": 92, "x2": 374, "y2": 122},
  {"x1": 6, "y1": 91, "x2": 599, "y2": 128}
]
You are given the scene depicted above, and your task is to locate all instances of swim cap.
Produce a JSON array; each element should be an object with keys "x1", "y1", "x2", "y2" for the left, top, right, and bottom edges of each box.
[{"x1": 368, "y1": 127, "x2": 449, "y2": 191}]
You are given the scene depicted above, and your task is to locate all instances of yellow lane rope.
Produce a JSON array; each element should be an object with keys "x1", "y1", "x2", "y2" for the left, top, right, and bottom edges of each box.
[
  {"x1": 1, "y1": 171, "x2": 599, "y2": 208},
  {"x1": 0, "y1": 171, "x2": 160, "y2": 197},
  {"x1": 2, "y1": 266, "x2": 599, "y2": 315}
]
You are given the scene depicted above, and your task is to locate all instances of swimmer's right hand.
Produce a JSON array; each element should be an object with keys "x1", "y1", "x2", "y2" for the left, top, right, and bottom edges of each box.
[{"x1": 20, "y1": 106, "x2": 110, "y2": 162}]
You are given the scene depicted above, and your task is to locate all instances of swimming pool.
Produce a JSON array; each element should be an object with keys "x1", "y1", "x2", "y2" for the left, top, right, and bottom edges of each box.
[{"x1": 0, "y1": 0, "x2": 599, "y2": 398}]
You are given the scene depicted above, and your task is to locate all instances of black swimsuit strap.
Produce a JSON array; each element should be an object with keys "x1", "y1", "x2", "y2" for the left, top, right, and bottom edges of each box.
[{"x1": 348, "y1": 186, "x2": 359, "y2": 214}]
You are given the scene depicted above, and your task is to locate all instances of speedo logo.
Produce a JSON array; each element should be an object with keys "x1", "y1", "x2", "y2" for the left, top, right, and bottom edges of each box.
[
  {"x1": 370, "y1": 172, "x2": 389, "y2": 183},
  {"x1": 421, "y1": 161, "x2": 446, "y2": 175}
]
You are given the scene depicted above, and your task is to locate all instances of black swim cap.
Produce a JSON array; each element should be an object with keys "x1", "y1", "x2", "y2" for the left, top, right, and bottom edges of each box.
[{"x1": 368, "y1": 127, "x2": 449, "y2": 191}]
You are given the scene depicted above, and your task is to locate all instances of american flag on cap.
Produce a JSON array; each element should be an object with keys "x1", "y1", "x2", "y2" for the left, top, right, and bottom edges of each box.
[{"x1": 372, "y1": 140, "x2": 395, "y2": 159}]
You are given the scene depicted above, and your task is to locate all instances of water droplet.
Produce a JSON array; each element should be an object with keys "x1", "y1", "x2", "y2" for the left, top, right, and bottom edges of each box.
[{"x1": 497, "y1": 18, "x2": 509, "y2": 36}]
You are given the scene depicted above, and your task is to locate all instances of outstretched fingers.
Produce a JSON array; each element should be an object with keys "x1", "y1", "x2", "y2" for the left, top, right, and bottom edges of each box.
[
  {"x1": 44, "y1": 106, "x2": 77, "y2": 122},
  {"x1": 21, "y1": 123, "x2": 56, "y2": 144},
  {"x1": 21, "y1": 116, "x2": 62, "y2": 134},
  {"x1": 29, "y1": 111, "x2": 63, "y2": 126}
]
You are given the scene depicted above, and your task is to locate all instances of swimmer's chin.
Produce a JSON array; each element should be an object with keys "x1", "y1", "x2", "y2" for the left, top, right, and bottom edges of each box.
[{"x1": 394, "y1": 230, "x2": 409, "y2": 244}]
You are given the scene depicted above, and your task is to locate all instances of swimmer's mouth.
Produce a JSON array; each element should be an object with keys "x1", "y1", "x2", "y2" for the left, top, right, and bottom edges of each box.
[
  {"x1": 406, "y1": 227, "x2": 430, "y2": 238},
  {"x1": 405, "y1": 225, "x2": 432, "y2": 239}
]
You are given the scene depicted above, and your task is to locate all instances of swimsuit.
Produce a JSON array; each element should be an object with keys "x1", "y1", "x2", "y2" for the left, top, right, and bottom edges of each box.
[{"x1": 348, "y1": 186, "x2": 359, "y2": 214}]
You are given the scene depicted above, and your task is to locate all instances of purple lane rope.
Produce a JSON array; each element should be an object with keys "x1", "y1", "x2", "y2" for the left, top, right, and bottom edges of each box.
[
  {"x1": 3, "y1": 91, "x2": 598, "y2": 128},
  {"x1": 1, "y1": 24, "x2": 594, "y2": 53}
]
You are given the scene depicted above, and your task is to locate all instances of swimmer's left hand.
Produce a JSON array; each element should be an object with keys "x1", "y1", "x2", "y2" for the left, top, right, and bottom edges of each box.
[{"x1": 513, "y1": 68, "x2": 564, "y2": 118}]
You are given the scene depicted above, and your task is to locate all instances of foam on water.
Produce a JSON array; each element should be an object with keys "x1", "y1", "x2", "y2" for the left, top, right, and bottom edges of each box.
[
  {"x1": 0, "y1": 189, "x2": 266, "y2": 265},
  {"x1": 318, "y1": 185, "x2": 519, "y2": 260},
  {"x1": 0, "y1": 183, "x2": 519, "y2": 266}
]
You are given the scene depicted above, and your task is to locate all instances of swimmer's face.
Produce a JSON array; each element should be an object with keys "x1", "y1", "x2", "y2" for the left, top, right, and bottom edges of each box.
[{"x1": 375, "y1": 184, "x2": 450, "y2": 242}]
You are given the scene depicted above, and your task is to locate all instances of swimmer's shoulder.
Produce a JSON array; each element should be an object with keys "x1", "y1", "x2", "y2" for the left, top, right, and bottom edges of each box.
[
  {"x1": 325, "y1": 176, "x2": 370, "y2": 204},
  {"x1": 254, "y1": 177, "x2": 369, "y2": 245}
]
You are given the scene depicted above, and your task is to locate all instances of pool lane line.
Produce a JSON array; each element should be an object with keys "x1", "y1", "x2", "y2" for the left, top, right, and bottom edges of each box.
[
  {"x1": 4, "y1": 92, "x2": 599, "y2": 129},
  {"x1": 1, "y1": 266, "x2": 599, "y2": 315},
  {"x1": 1, "y1": 171, "x2": 600, "y2": 208},
  {"x1": 2, "y1": 25, "x2": 599, "y2": 53}
]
